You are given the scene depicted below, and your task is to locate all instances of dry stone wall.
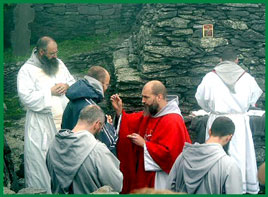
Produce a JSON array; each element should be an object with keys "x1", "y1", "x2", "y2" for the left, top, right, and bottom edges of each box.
[
  {"x1": 29, "y1": 4, "x2": 142, "y2": 44},
  {"x1": 4, "y1": 4, "x2": 265, "y2": 193},
  {"x1": 113, "y1": 3, "x2": 265, "y2": 114},
  {"x1": 5, "y1": 4, "x2": 142, "y2": 47}
]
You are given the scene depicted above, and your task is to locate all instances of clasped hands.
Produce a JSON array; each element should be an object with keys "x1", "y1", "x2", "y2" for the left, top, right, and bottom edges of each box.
[{"x1": 51, "y1": 83, "x2": 69, "y2": 96}]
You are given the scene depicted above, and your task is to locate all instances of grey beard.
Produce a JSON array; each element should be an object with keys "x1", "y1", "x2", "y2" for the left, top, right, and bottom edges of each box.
[{"x1": 40, "y1": 56, "x2": 59, "y2": 76}]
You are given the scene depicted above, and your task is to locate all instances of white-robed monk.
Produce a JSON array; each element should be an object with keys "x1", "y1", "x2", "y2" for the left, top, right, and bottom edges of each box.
[
  {"x1": 17, "y1": 36, "x2": 75, "y2": 193},
  {"x1": 195, "y1": 47, "x2": 263, "y2": 194}
]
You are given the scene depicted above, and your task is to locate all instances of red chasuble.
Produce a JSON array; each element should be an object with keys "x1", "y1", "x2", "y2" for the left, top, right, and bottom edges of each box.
[{"x1": 117, "y1": 110, "x2": 191, "y2": 193}]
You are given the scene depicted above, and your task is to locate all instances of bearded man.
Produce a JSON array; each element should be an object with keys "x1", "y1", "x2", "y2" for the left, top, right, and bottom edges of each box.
[
  {"x1": 17, "y1": 36, "x2": 75, "y2": 193},
  {"x1": 111, "y1": 80, "x2": 191, "y2": 193}
]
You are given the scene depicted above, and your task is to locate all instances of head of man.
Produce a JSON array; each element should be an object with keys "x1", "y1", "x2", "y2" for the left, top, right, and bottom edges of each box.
[
  {"x1": 220, "y1": 47, "x2": 238, "y2": 64},
  {"x1": 36, "y1": 36, "x2": 59, "y2": 76},
  {"x1": 209, "y1": 116, "x2": 235, "y2": 146},
  {"x1": 87, "y1": 66, "x2": 110, "y2": 93},
  {"x1": 78, "y1": 105, "x2": 105, "y2": 136},
  {"x1": 142, "y1": 80, "x2": 167, "y2": 116}
]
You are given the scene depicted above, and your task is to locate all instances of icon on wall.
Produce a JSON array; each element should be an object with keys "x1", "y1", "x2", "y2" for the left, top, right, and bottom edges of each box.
[{"x1": 203, "y1": 24, "x2": 213, "y2": 38}]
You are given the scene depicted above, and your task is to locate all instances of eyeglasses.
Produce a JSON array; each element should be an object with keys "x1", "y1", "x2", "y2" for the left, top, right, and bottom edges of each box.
[
  {"x1": 45, "y1": 50, "x2": 58, "y2": 56},
  {"x1": 98, "y1": 121, "x2": 104, "y2": 129}
]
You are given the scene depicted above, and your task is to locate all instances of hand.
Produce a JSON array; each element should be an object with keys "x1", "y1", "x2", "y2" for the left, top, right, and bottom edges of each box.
[
  {"x1": 51, "y1": 83, "x2": 69, "y2": 96},
  {"x1": 127, "y1": 133, "x2": 145, "y2": 147},
  {"x1": 106, "y1": 115, "x2": 113, "y2": 124},
  {"x1": 110, "y1": 94, "x2": 123, "y2": 116}
]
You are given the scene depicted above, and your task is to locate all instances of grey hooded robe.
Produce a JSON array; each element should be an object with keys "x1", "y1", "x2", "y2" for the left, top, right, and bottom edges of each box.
[
  {"x1": 46, "y1": 129, "x2": 123, "y2": 194},
  {"x1": 166, "y1": 142, "x2": 242, "y2": 194}
]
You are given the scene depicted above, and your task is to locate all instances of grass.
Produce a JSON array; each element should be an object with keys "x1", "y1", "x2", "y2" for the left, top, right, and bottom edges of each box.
[
  {"x1": 4, "y1": 47, "x2": 32, "y2": 64},
  {"x1": 4, "y1": 32, "x2": 119, "y2": 63},
  {"x1": 4, "y1": 93, "x2": 25, "y2": 122}
]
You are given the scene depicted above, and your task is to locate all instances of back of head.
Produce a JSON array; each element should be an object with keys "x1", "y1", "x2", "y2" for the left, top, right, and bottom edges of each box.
[
  {"x1": 36, "y1": 36, "x2": 56, "y2": 52},
  {"x1": 79, "y1": 105, "x2": 105, "y2": 125},
  {"x1": 147, "y1": 80, "x2": 167, "y2": 99},
  {"x1": 221, "y1": 47, "x2": 238, "y2": 62},
  {"x1": 87, "y1": 66, "x2": 109, "y2": 84},
  {"x1": 211, "y1": 116, "x2": 235, "y2": 137}
]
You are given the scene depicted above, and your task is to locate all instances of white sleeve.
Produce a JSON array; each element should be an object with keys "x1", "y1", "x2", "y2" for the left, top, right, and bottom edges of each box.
[
  {"x1": 195, "y1": 74, "x2": 212, "y2": 112},
  {"x1": 59, "y1": 60, "x2": 76, "y2": 86},
  {"x1": 249, "y1": 76, "x2": 263, "y2": 106},
  {"x1": 144, "y1": 143, "x2": 161, "y2": 171},
  {"x1": 115, "y1": 115, "x2": 122, "y2": 135},
  {"x1": 17, "y1": 66, "x2": 52, "y2": 112}
]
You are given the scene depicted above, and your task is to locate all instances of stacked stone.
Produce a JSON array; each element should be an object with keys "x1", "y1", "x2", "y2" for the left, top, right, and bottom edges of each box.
[
  {"x1": 113, "y1": 39, "x2": 145, "y2": 112},
  {"x1": 4, "y1": 62, "x2": 23, "y2": 93},
  {"x1": 119, "y1": 3, "x2": 265, "y2": 114},
  {"x1": 27, "y1": 4, "x2": 142, "y2": 44}
]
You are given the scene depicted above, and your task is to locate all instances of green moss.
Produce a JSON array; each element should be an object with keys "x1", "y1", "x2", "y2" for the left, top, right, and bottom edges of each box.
[
  {"x1": 4, "y1": 33, "x2": 119, "y2": 63},
  {"x1": 4, "y1": 47, "x2": 32, "y2": 63},
  {"x1": 4, "y1": 93, "x2": 25, "y2": 122}
]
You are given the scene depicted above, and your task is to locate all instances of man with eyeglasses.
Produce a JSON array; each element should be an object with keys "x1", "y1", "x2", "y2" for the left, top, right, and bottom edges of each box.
[
  {"x1": 61, "y1": 66, "x2": 118, "y2": 156},
  {"x1": 46, "y1": 105, "x2": 123, "y2": 194},
  {"x1": 17, "y1": 36, "x2": 75, "y2": 193}
]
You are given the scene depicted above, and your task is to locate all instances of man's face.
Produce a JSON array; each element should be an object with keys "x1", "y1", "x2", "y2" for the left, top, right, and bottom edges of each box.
[
  {"x1": 102, "y1": 74, "x2": 110, "y2": 93},
  {"x1": 39, "y1": 41, "x2": 59, "y2": 76},
  {"x1": 94, "y1": 121, "x2": 103, "y2": 138},
  {"x1": 142, "y1": 86, "x2": 159, "y2": 116}
]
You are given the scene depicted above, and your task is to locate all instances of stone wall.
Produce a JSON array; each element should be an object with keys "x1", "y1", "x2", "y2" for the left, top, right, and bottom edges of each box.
[
  {"x1": 113, "y1": 3, "x2": 265, "y2": 114},
  {"x1": 4, "y1": 3, "x2": 265, "y2": 193},
  {"x1": 4, "y1": 3, "x2": 142, "y2": 47},
  {"x1": 5, "y1": 3, "x2": 265, "y2": 114}
]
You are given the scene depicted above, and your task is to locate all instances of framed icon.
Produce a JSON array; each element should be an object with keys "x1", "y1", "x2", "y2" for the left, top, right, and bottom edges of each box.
[{"x1": 203, "y1": 24, "x2": 213, "y2": 38}]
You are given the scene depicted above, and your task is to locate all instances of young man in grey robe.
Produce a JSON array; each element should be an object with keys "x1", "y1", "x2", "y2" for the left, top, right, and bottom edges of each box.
[
  {"x1": 46, "y1": 105, "x2": 123, "y2": 194},
  {"x1": 166, "y1": 116, "x2": 242, "y2": 194}
]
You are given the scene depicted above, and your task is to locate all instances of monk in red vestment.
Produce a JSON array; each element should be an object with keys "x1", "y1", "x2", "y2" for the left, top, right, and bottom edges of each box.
[{"x1": 111, "y1": 80, "x2": 191, "y2": 194}]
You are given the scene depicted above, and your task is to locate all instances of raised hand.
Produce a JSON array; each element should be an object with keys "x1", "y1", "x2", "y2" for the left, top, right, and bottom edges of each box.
[{"x1": 110, "y1": 94, "x2": 123, "y2": 116}]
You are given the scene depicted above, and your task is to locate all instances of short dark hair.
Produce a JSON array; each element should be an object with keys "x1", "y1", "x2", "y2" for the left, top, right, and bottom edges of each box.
[
  {"x1": 221, "y1": 47, "x2": 238, "y2": 62},
  {"x1": 36, "y1": 36, "x2": 55, "y2": 52},
  {"x1": 151, "y1": 80, "x2": 167, "y2": 99},
  {"x1": 79, "y1": 105, "x2": 105, "y2": 125},
  {"x1": 211, "y1": 116, "x2": 235, "y2": 137},
  {"x1": 87, "y1": 66, "x2": 108, "y2": 84}
]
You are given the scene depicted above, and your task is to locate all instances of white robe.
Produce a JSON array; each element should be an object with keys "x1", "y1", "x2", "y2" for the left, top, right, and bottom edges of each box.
[
  {"x1": 17, "y1": 57, "x2": 75, "y2": 193},
  {"x1": 195, "y1": 71, "x2": 263, "y2": 194}
]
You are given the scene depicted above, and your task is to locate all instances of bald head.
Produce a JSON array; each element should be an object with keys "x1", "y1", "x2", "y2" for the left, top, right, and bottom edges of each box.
[
  {"x1": 36, "y1": 36, "x2": 56, "y2": 53},
  {"x1": 142, "y1": 80, "x2": 167, "y2": 116},
  {"x1": 143, "y1": 80, "x2": 167, "y2": 99}
]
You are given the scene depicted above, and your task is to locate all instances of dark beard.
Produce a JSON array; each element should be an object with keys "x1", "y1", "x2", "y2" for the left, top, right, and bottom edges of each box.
[
  {"x1": 143, "y1": 101, "x2": 159, "y2": 116},
  {"x1": 40, "y1": 55, "x2": 59, "y2": 76}
]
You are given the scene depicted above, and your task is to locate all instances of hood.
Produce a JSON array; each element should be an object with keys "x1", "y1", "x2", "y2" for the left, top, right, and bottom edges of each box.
[
  {"x1": 153, "y1": 98, "x2": 182, "y2": 118},
  {"x1": 214, "y1": 61, "x2": 245, "y2": 93},
  {"x1": 181, "y1": 143, "x2": 226, "y2": 193},
  {"x1": 25, "y1": 48, "x2": 43, "y2": 68},
  {"x1": 47, "y1": 129, "x2": 97, "y2": 190},
  {"x1": 66, "y1": 76, "x2": 104, "y2": 102}
]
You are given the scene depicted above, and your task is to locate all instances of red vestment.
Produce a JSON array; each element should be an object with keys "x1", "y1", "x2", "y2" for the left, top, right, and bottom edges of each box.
[{"x1": 117, "y1": 110, "x2": 191, "y2": 193}]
